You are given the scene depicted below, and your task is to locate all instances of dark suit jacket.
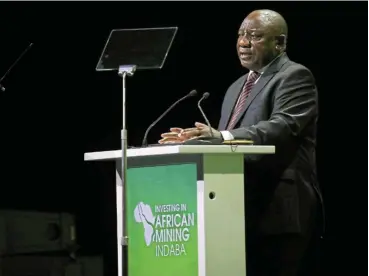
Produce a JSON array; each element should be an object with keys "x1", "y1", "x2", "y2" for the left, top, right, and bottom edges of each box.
[{"x1": 218, "y1": 53, "x2": 323, "y2": 236}]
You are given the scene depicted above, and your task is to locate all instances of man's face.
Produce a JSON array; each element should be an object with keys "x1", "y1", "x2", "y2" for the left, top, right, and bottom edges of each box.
[{"x1": 237, "y1": 13, "x2": 279, "y2": 71}]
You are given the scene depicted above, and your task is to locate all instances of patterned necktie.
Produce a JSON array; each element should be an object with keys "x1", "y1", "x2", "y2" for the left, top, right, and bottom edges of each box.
[{"x1": 226, "y1": 71, "x2": 260, "y2": 130}]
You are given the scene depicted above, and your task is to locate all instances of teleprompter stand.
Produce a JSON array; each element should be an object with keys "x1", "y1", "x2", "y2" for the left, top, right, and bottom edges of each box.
[{"x1": 95, "y1": 26, "x2": 178, "y2": 276}]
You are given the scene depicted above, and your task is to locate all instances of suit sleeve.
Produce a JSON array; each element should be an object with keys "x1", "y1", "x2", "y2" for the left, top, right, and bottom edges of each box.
[{"x1": 229, "y1": 66, "x2": 318, "y2": 145}]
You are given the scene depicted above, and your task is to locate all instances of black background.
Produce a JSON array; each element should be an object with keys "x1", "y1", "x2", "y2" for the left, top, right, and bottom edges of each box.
[{"x1": 0, "y1": 2, "x2": 367, "y2": 275}]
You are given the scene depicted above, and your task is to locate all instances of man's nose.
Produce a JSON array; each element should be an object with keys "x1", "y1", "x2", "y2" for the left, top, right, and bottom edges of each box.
[{"x1": 238, "y1": 36, "x2": 251, "y2": 47}]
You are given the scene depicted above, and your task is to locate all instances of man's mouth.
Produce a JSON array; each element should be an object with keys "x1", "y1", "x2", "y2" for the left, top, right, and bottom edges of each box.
[
  {"x1": 239, "y1": 48, "x2": 252, "y2": 57},
  {"x1": 240, "y1": 53, "x2": 252, "y2": 59}
]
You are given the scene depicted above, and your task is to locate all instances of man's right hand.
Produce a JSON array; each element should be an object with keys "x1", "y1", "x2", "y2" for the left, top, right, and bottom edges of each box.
[
  {"x1": 158, "y1": 128, "x2": 185, "y2": 144},
  {"x1": 159, "y1": 126, "x2": 202, "y2": 144}
]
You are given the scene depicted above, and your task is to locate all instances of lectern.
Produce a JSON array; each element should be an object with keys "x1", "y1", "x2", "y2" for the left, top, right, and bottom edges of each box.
[{"x1": 84, "y1": 144, "x2": 275, "y2": 276}]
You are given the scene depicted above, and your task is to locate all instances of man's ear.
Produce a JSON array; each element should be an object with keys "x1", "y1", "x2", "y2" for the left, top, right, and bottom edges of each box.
[{"x1": 275, "y1": 35, "x2": 287, "y2": 51}]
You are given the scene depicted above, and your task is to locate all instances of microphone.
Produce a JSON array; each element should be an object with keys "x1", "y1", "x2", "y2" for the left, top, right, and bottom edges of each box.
[
  {"x1": 0, "y1": 42, "x2": 33, "y2": 92},
  {"x1": 141, "y1": 89, "x2": 198, "y2": 147},
  {"x1": 197, "y1": 92, "x2": 213, "y2": 137}
]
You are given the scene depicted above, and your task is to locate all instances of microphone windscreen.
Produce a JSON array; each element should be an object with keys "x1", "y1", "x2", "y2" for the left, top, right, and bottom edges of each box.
[{"x1": 189, "y1": 89, "x2": 198, "y2": 97}]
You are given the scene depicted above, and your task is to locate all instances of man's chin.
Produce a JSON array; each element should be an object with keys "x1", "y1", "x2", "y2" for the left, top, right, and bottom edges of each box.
[
  {"x1": 240, "y1": 60, "x2": 252, "y2": 70},
  {"x1": 240, "y1": 59, "x2": 260, "y2": 71}
]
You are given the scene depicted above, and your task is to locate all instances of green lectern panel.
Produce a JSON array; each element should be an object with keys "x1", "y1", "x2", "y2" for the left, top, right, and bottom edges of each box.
[{"x1": 127, "y1": 163, "x2": 203, "y2": 276}]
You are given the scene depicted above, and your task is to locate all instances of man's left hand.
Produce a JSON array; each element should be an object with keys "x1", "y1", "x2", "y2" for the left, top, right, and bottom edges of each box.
[{"x1": 180, "y1": 122, "x2": 222, "y2": 140}]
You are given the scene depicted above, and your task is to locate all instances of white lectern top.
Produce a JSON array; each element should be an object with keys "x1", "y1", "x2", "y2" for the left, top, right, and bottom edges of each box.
[{"x1": 84, "y1": 145, "x2": 275, "y2": 161}]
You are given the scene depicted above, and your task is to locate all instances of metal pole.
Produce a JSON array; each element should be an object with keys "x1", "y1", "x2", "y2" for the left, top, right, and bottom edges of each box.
[{"x1": 117, "y1": 65, "x2": 136, "y2": 276}]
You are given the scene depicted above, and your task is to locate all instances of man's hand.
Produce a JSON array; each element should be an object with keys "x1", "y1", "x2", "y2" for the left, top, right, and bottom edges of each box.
[
  {"x1": 158, "y1": 127, "x2": 188, "y2": 144},
  {"x1": 180, "y1": 122, "x2": 222, "y2": 140},
  {"x1": 159, "y1": 122, "x2": 222, "y2": 144}
]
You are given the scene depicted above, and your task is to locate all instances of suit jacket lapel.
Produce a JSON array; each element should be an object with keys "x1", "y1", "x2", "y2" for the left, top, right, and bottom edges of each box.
[
  {"x1": 220, "y1": 74, "x2": 248, "y2": 130},
  {"x1": 230, "y1": 74, "x2": 275, "y2": 128},
  {"x1": 227, "y1": 53, "x2": 290, "y2": 129}
]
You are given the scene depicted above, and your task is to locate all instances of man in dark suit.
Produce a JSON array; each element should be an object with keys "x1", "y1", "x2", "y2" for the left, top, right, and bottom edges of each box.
[{"x1": 160, "y1": 9, "x2": 323, "y2": 276}]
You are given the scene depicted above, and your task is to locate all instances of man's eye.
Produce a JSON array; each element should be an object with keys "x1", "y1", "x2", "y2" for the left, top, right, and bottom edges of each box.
[
  {"x1": 250, "y1": 34, "x2": 262, "y2": 40},
  {"x1": 238, "y1": 32, "x2": 262, "y2": 41}
]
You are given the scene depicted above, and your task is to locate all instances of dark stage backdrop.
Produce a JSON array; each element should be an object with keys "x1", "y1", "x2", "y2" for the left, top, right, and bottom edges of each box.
[{"x1": 0, "y1": 2, "x2": 367, "y2": 276}]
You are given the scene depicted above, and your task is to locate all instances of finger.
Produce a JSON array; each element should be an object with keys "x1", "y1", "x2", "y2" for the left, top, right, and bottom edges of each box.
[
  {"x1": 159, "y1": 139, "x2": 179, "y2": 144},
  {"x1": 159, "y1": 139, "x2": 170, "y2": 144},
  {"x1": 161, "y1": 132, "x2": 181, "y2": 138},
  {"x1": 159, "y1": 137, "x2": 182, "y2": 143},
  {"x1": 159, "y1": 139, "x2": 175, "y2": 144},
  {"x1": 180, "y1": 127, "x2": 198, "y2": 133},
  {"x1": 161, "y1": 136, "x2": 182, "y2": 141},
  {"x1": 169, "y1": 128, "x2": 183, "y2": 133},
  {"x1": 195, "y1": 122, "x2": 207, "y2": 128},
  {"x1": 181, "y1": 129, "x2": 202, "y2": 138},
  {"x1": 166, "y1": 140, "x2": 183, "y2": 144},
  {"x1": 159, "y1": 139, "x2": 183, "y2": 144}
]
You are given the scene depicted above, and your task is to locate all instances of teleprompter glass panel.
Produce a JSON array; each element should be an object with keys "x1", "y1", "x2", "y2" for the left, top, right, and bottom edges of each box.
[{"x1": 96, "y1": 27, "x2": 178, "y2": 71}]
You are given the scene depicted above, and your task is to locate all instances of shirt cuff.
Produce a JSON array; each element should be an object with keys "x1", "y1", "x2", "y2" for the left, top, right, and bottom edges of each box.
[{"x1": 220, "y1": 131, "x2": 234, "y2": 141}]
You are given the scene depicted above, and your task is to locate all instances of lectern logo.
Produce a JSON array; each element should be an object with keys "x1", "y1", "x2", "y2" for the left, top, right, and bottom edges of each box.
[
  {"x1": 134, "y1": 201, "x2": 195, "y2": 257},
  {"x1": 134, "y1": 202, "x2": 155, "y2": 246}
]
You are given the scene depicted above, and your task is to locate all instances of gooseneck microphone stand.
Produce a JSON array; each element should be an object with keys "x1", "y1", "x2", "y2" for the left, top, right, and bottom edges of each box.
[{"x1": 0, "y1": 42, "x2": 33, "y2": 92}]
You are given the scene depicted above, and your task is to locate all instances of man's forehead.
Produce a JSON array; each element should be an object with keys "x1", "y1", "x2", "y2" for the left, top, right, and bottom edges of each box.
[
  {"x1": 240, "y1": 11, "x2": 273, "y2": 31},
  {"x1": 240, "y1": 17, "x2": 264, "y2": 30}
]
